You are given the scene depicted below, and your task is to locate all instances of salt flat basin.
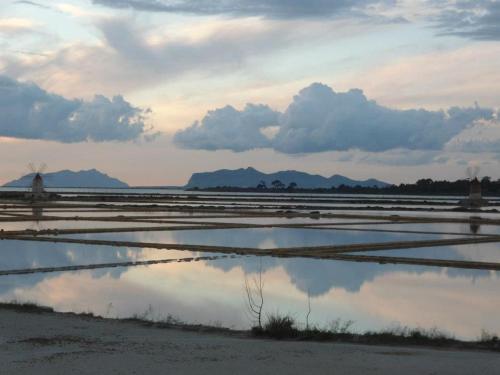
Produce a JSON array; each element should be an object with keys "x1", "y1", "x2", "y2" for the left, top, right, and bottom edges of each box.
[
  {"x1": 0, "y1": 239, "x2": 190, "y2": 271},
  {"x1": 0, "y1": 243, "x2": 498, "y2": 340},
  {"x1": 0, "y1": 220, "x2": 197, "y2": 231},
  {"x1": 0, "y1": 209, "x2": 238, "y2": 218},
  {"x1": 317, "y1": 222, "x2": 500, "y2": 236},
  {"x1": 325, "y1": 209, "x2": 500, "y2": 219},
  {"x1": 353, "y1": 242, "x2": 500, "y2": 263},
  {"x1": 1, "y1": 190, "x2": 499, "y2": 344},
  {"x1": 170, "y1": 216, "x2": 386, "y2": 225},
  {"x1": 58, "y1": 227, "x2": 468, "y2": 249}
]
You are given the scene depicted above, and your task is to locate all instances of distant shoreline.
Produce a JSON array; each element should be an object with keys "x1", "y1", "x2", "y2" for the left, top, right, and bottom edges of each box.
[{"x1": 186, "y1": 186, "x2": 500, "y2": 197}]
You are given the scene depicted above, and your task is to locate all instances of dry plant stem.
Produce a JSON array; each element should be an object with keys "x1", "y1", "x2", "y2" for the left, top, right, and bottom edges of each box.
[{"x1": 244, "y1": 260, "x2": 264, "y2": 329}]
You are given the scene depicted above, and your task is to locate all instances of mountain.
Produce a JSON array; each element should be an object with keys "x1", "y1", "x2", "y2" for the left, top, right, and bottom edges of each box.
[
  {"x1": 4, "y1": 169, "x2": 129, "y2": 188},
  {"x1": 185, "y1": 167, "x2": 389, "y2": 189}
]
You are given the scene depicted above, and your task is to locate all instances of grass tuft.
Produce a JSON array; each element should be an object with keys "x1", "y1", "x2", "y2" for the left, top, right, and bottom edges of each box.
[
  {"x1": 262, "y1": 314, "x2": 298, "y2": 339},
  {"x1": 479, "y1": 330, "x2": 499, "y2": 345}
]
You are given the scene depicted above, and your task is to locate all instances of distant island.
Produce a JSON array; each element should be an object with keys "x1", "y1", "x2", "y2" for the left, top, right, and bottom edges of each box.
[
  {"x1": 186, "y1": 167, "x2": 389, "y2": 189},
  {"x1": 4, "y1": 169, "x2": 129, "y2": 188}
]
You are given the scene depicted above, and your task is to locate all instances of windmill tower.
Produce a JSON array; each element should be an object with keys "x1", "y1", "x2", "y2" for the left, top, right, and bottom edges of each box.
[
  {"x1": 460, "y1": 163, "x2": 487, "y2": 208},
  {"x1": 469, "y1": 178, "x2": 482, "y2": 203},
  {"x1": 26, "y1": 163, "x2": 48, "y2": 200}
]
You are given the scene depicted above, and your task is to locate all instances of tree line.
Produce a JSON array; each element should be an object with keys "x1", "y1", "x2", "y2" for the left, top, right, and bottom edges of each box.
[{"x1": 193, "y1": 176, "x2": 500, "y2": 195}]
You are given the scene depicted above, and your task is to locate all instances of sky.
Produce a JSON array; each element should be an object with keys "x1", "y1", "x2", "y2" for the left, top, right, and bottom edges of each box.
[{"x1": 0, "y1": 0, "x2": 499, "y2": 186}]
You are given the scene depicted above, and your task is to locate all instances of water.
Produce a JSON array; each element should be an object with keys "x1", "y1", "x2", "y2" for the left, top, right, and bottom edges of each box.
[
  {"x1": 0, "y1": 243, "x2": 498, "y2": 339},
  {"x1": 2, "y1": 186, "x2": 500, "y2": 201},
  {"x1": 0, "y1": 220, "x2": 194, "y2": 231},
  {"x1": 1, "y1": 191, "x2": 499, "y2": 340},
  {"x1": 354, "y1": 243, "x2": 500, "y2": 263},
  {"x1": 60, "y1": 227, "x2": 465, "y2": 248}
]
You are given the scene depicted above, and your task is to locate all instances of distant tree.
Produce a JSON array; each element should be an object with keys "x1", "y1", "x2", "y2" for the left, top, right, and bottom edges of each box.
[
  {"x1": 336, "y1": 184, "x2": 347, "y2": 192},
  {"x1": 416, "y1": 178, "x2": 433, "y2": 186},
  {"x1": 271, "y1": 180, "x2": 285, "y2": 189},
  {"x1": 256, "y1": 180, "x2": 267, "y2": 189},
  {"x1": 287, "y1": 182, "x2": 297, "y2": 191}
]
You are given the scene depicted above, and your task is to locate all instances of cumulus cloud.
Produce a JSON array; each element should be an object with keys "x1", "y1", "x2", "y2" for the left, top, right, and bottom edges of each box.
[
  {"x1": 174, "y1": 82, "x2": 495, "y2": 154},
  {"x1": 272, "y1": 83, "x2": 493, "y2": 153},
  {"x1": 174, "y1": 104, "x2": 279, "y2": 152},
  {"x1": 92, "y1": 0, "x2": 380, "y2": 19},
  {"x1": 0, "y1": 75, "x2": 155, "y2": 142},
  {"x1": 435, "y1": 0, "x2": 500, "y2": 40}
]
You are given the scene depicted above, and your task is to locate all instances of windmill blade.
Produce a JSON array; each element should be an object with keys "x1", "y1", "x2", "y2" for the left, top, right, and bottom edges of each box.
[
  {"x1": 28, "y1": 162, "x2": 36, "y2": 173},
  {"x1": 39, "y1": 162, "x2": 47, "y2": 174}
]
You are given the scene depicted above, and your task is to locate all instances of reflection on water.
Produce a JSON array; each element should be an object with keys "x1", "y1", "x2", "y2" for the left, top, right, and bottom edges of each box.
[
  {"x1": 336, "y1": 221, "x2": 500, "y2": 235},
  {"x1": 32, "y1": 206, "x2": 43, "y2": 221},
  {"x1": 345, "y1": 244, "x2": 500, "y2": 263},
  {"x1": 64, "y1": 227, "x2": 462, "y2": 249},
  {"x1": 2, "y1": 191, "x2": 499, "y2": 340},
  {"x1": 0, "y1": 238, "x2": 498, "y2": 339},
  {"x1": 0, "y1": 220, "x2": 174, "y2": 231},
  {"x1": 469, "y1": 217, "x2": 481, "y2": 234}
]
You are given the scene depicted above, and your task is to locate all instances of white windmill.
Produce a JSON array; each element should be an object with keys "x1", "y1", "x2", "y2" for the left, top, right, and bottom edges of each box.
[
  {"x1": 26, "y1": 162, "x2": 48, "y2": 200},
  {"x1": 460, "y1": 162, "x2": 487, "y2": 209}
]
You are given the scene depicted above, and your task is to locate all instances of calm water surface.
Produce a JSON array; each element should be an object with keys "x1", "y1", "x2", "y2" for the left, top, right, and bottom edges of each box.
[
  {"x1": 1, "y1": 191, "x2": 499, "y2": 340},
  {"x1": 0, "y1": 239, "x2": 498, "y2": 340}
]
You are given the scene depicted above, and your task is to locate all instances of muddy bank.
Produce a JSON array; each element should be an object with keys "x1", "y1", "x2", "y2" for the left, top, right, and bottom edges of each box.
[{"x1": 1, "y1": 305, "x2": 500, "y2": 375}]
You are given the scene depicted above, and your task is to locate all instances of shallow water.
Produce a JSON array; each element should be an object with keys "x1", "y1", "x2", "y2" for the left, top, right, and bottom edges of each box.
[
  {"x1": 0, "y1": 220, "x2": 196, "y2": 231},
  {"x1": 0, "y1": 240, "x2": 184, "y2": 271},
  {"x1": 322, "y1": 222, "x2": 500, "y2": 235},
  {"x1": 1, "y1": 191, "x2": 499, "y2": 340},
  {"x1": 354, "y1": 242, "x2": 500, "y2": 263},
  {"x1": 60, "y1": 227, "x2": 464, "y2": 248},
  {"x1": 0, "y1": 243, "x2": 498, "y2": 340}
]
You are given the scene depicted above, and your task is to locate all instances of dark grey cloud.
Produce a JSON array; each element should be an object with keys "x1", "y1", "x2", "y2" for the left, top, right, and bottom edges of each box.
[
  {"x1": 174, "y1": 82, "x2": 495, "y2": 154},
  {"x1": 92, "y1": 0, "x2": 381, "y2": 19},
  {"x1": 14, "y1": 0, "x2": 51, "y2": 9},
  {"x1": 0, "y1": 75, "x2": 155, "y2": 142},
  {"x1": 272, "y1": 83, "x2": 493, "y2": 153},
  {"x1": 174, "y1": 104, "x2": 279, "y2": 152},
  {"x1": 435, "y1": 0, "x2": 500, "y2": 40}
]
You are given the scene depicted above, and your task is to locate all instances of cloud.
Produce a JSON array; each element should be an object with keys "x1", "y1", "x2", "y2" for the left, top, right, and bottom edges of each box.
[
  {"x1": 174, "y1": 104, "x2": 279, "y2": 152},
  {"x1": 14, "y1": 0, "x2": 50, "y2": 9},
  {"x1": 273, "y1": 83, "x2": 493, "y2": 153},
  {"x1": 0, "y1": 17, "x2": 297, "y2": 97},
  {"x1": 334, "y1": 149, "x2": 452, "y2": 166},
  {"x1": 445, "y1": 119, "x2": 500, "y2": 153},
  {"x1": 0, "y1": 75, "x2": 155, "y2": 142},
  {"x1": 175, "y1": 82, "x2": 495, "y2": 154},
  {"x1": 92, "y1": 0, "x2": 381, "y2": 19},
  {"x1": 435, "y1": 0, "x2": 500, "y2": 41},
  {"x1": 338, "y1": 43, "x2": 500, "y2": 110},
  {"x1": 0, "y1": 18, "x2": 36, "y2": 35}
]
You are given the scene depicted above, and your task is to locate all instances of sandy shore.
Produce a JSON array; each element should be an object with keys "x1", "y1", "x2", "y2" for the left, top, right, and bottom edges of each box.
[{"x1": 1, "y1": 308, "x2": 499, "y2": 375}]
